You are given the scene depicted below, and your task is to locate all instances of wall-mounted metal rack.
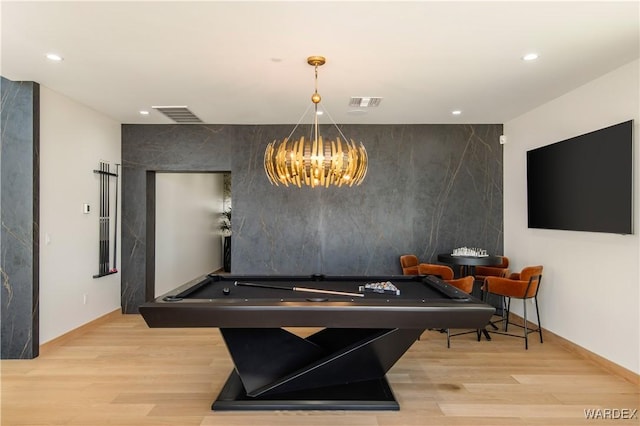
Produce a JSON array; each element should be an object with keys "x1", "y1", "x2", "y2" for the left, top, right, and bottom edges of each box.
[{"x1": 93, "y1": 161, "x2": 119, "y2": 278}]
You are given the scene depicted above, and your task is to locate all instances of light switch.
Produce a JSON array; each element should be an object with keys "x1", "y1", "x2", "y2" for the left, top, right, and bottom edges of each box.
[{"x1": 83, "y1": 203, "x2": 90, "y2": 214}]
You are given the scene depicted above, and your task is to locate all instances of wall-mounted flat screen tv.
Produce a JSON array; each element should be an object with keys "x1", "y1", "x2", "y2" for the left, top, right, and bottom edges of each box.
[{"x1": 527, "y1": 120, "x2": 633, "y2": 234}]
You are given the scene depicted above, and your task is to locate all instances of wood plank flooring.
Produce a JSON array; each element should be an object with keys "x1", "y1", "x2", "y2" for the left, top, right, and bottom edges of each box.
[{"x1": 1, "y1": 314, "x2": 638, "y2": 425}]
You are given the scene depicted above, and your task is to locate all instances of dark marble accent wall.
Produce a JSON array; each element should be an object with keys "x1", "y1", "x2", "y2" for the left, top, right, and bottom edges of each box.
[
  {"x1": 122, "y1": 123, "x2": 503, "y2": 313},
  {"x1": 1, "y1": 78, "x2": 40, "y2": 359}
]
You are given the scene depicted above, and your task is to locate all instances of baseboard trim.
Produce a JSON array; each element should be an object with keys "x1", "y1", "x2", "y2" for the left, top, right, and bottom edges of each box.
[
  {"x1": 39, "y1": 309, "x2": 122, "y2": 355},
  {"x1": 507, "y1": 312, "x2": 639, "y2": 385}
]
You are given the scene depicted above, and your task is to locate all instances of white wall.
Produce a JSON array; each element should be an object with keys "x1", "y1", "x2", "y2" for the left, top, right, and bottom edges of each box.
[
  {"x1": 154, "y1": 173, "x2": 223, "y2": 297},
  {"x1": 504, "y1": 60, "x2": 639, "y2": 374},
  {"x1": 39, "y1": 86, "x2": 121, "y2": 344}
]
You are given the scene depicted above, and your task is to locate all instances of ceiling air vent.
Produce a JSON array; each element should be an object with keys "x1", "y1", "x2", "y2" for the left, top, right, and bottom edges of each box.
[
  {"x1": 152, "y1": 106, "x2": 202, "y2": 123},
  {"x1": 348, "y1": 97, "x2": 383, "y2": 108}
]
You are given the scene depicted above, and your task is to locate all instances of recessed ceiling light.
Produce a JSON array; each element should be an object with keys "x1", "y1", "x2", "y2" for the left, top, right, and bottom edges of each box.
[
  {"x1": 45, "y1": 53, "x2": 63, "y2": 62},
  {"x1": 522, "y1": 53, "x2": 539, "y2": 61},
  {"x1": 452, "y1": 110, "x2": 462, "y2": 115},
  {"x1": 316, "y1": 110, "x2": 323, "y2": 116},
  {"x1": 139, "y1": 110, "x2": 150, "y2": 116}
]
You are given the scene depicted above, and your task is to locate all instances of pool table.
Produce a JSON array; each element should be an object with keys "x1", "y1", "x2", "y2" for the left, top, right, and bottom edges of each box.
[{"x1": 140, "y1": 274, "x2": 495, "y2": 411}]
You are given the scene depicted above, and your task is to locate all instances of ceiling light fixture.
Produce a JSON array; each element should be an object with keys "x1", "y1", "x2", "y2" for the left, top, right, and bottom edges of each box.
[
  {"x1": 46, "y1": 53, "x2": 63, "y2": 62},
  {"x1": 522, "y1": 53, "x2": 539, "y2": 61},
  {"x1": 452, "y1": 110, "x2": 462, "y2": 115},
  {"x1": 264, "y1": 56, "x2": 368, "y2": 188}
]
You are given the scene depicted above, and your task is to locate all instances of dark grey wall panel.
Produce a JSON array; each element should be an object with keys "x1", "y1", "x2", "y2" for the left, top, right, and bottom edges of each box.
[
  {"x1": 1, "y1": 78, "x2": 40, "y2": 359},
  {"x1": 122, "y1": 123, "x2": 502, "y2": 312},
  {"x1": 121, "y1": 167, "x2": 147, "y2": 313}
]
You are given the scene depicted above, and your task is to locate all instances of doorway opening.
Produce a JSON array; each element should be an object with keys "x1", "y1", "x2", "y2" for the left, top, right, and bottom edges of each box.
[{"x1": 151, "y1": 171, "x2": 231, "y2": 298}]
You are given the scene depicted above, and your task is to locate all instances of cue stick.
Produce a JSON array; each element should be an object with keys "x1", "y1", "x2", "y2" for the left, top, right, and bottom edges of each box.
[
  {"x1": 110, "y1": 164, "x2": 119, "y2": 273},
  {"x1": 99, "y1": 162, "x2": 105, "y2": 275},
  {"x1": 102, "y1": 161, "x2": 107, "y2": 274},
  {"x1": 234, "y1": 281, "x2": 365, "y2": 298},
  {"x1": 106, "y1": 162, "x2": 110, "y2": 272}
]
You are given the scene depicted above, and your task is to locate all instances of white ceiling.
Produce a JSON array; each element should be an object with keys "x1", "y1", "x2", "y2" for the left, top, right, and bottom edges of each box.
[{"x1": 2, "y1": 1, "x2": 638, "y2": 125}]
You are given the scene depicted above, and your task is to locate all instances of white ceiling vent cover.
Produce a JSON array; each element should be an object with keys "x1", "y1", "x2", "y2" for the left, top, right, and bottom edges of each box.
[
  {"x1": 152, "y1": 106, "x2": 203, "y2": 123},
  {"x1": 348, "y1": 97, "x2": 383, "y2": 108}
]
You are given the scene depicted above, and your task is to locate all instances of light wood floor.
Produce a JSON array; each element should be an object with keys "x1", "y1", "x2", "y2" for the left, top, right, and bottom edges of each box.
[{"x1": 2, "y1": 314, "x2": 638, "y2": 426}]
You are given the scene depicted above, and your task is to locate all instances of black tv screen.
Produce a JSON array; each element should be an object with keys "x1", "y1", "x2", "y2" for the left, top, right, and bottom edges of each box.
[{"x1": 527, "y1": 120, "x2": 633, "y2": 234}]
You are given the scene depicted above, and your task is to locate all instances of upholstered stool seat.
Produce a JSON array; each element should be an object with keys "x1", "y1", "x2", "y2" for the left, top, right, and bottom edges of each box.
[
  {"x1": 483, "y1": 265, "x2": 544, "y2": 349},
  {"x1": 442, "y1": 276, "x2": 477, "y2": 347},
  {"x1": 399, "y1": 254, "x2": 419, "y2": 275},
  {"x1": 417, "y1": 263, "x2": 454, "y2": 280}
]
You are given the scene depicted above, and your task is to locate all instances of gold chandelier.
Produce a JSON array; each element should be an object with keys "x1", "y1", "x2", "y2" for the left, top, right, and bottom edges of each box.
[{"x1": 264, "y1": 56, "x2": 368, "y2": 188}]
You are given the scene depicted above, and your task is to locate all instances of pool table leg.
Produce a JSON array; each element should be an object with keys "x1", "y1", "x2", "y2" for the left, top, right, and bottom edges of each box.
[{"x1": 214, "y1": 327, "x2": 423, "y2": 410}]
